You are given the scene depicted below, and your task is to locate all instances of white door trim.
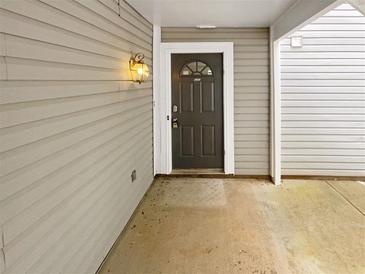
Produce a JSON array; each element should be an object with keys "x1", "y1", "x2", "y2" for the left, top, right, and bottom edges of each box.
[{"x1": 156, "y1": 42, "x2": 235, "y2": 174}]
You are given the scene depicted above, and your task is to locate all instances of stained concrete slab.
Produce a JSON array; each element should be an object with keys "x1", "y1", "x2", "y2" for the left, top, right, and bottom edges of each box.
[{"x1": 98, "y1": 178, "x2": 365, "y2": 274}]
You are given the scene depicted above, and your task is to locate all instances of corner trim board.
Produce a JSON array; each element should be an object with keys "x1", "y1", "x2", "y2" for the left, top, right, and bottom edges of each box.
[
  {"x1": 153, "y1": 25, "x2": 161, "y2": 176},
  {"x1": 271, "y1": 37, "x2": 282, "y2": 186}
]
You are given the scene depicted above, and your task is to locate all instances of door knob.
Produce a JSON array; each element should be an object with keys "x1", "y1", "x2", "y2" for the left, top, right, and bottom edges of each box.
[{"x1": 172, "y1": 118, "x2": 179, "y2": 128}]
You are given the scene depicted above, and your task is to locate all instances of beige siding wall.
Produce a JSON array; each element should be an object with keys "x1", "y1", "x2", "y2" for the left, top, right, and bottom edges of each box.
[
  {"x1": 162, "y1": 28, "x2": 270, "y2": 175},
  {"x1": 0, "y1": 0, "x2": 153, "y2": 273},
  {"x1": 281, "y1": 3, "x2": 365, "y2": 176}
]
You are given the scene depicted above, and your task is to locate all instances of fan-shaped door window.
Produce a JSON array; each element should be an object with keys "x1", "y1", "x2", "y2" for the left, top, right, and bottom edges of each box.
[{"x1": 180, "y1": 61, "x2": 213, "y2": 77}]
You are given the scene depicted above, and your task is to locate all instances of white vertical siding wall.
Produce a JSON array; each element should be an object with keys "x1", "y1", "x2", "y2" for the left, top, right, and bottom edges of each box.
[
  {"x1": 281, "y1": 3, "x2": 365, "y2": 176},
  {"x1": 0, "y1": 0, "x2": 153, "y2": 273},
  {"x1": 161, "y1": 28, "x2": 270, "y2": 175}
]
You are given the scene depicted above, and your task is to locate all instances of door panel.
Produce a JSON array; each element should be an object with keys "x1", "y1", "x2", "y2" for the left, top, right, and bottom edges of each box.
[
  {"x1": 201, "y1": 124, "x2": 215, "y2": 156},
  {"x1": 181, "y1": 126, "x2": 194, "y2": 156},
  {"x1": 201, "y1": 81, "x2": 215, "y2": 112},
  {"x1": 180, "y1": 81, "x2": 194, "y2": 112},
  {"x1": 172, "y1": 53, "x2": 223, "y2": 169}
]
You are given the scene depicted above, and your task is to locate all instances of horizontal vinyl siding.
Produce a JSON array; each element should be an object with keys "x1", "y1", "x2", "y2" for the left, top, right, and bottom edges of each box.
[
  {"x1": 0, "y1": 0, "x2": 153, "y2": 273},
  {"x1": 281, "y1": 3, "x2": 365, "y2": 176},
  {"x1": 162, "y1": 28, "x2": 270, "y2": 175}
]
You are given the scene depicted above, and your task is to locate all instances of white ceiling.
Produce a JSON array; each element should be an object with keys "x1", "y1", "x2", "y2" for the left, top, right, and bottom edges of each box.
[{"x1": 127, "y1": 0, "x2": 298, "y2": 27}]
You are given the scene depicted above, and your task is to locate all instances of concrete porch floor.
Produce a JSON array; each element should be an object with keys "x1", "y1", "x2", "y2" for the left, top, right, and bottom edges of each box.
[{"x1": 98, "y1": 178, "x2": 365, "y2": 274}]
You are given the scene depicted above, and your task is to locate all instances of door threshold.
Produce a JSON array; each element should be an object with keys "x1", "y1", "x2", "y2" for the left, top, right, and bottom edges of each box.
[{"x1": 172, "y1": 168, "x2": 224, "y2": 175}]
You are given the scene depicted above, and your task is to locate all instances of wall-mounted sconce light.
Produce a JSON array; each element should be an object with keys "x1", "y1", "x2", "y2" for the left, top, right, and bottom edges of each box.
[{"x1": 129, "y1": 53, "x2": 149, "y2": 84}]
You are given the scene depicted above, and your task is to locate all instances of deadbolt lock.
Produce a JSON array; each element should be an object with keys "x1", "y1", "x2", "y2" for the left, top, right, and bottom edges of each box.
[{"x1": 172, "y1": 118, "x2": 179, "y2": 128}]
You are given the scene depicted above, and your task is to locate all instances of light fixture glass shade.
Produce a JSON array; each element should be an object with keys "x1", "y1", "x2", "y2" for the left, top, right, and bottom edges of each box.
[{"x1": 129, "y1": 53, "x2": 149, "y2": 84}]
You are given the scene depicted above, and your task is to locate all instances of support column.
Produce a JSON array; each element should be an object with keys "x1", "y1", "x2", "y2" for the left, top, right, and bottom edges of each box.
[{"x1": 270, "y1": 28, "x2": 282, "y2": 186}]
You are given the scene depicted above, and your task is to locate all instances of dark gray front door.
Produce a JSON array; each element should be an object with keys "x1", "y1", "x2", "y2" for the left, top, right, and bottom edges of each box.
[{"x1": 171, "y1": 53, "x2": 223, "y2": 169}]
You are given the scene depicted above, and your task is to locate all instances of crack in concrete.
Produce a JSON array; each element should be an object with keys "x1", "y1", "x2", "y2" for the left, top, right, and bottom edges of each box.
[{"x1": 325, "y1": 181, "x2": 365, "y2": 217}]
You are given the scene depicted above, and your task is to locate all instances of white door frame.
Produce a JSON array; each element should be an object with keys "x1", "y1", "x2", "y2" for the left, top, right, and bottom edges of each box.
[{"x1": 156, "y1": 42, "x2": 235, "y2": 174}]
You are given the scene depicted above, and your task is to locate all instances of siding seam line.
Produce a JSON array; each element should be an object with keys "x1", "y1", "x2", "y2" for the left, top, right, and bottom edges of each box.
[
  {"x1": 1, "y1": 230, "x2": 5, "y2": 270},
  {"x1": 3, "y1": 34, "x2": 8, "y2": 80},
  {"x1": 121, "y1": 0, "x2": 152, "y2": 28},
  {"x1": 69, "y1": 0, "x2": 152, "y2": 41},
  {"x1": 37, "y1": 0, "x2": 152, "y2": 47},
  {"x1": 0, "y1": 8, "x2": 152, "y2": 54}
]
